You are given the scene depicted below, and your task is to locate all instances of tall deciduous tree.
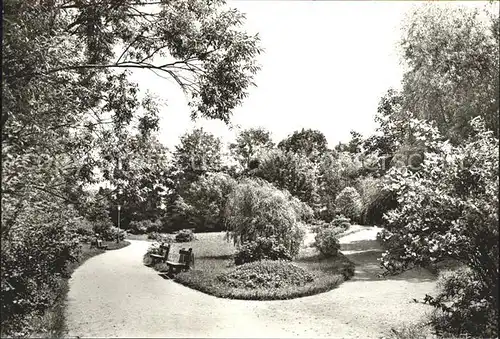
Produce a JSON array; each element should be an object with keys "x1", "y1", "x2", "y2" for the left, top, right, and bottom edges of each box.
[
  {"x1": 102, "y1": 134, "x2": 173, "y2": 228},
  {"x1": 399, "y1": 4, "x2": 499, "y2": 143},
  {"x1": 174, "y1": 128, "x2": 223, "y2": 177},
  {"x1": 229, "y1": 127, "x2": 274, "y2": 169},
  {"x1": 250, "y1": 149, "x2": 320, "y2": 211},
  {"x1": 278, "y1": 128, "x2": 328, "y2": 162},
  {"x1": 182, "y1": 172, "x2": 237, "y2": 231},
  {"x1": 1, "y1": 0, "x2": 261, "y2": 333}
]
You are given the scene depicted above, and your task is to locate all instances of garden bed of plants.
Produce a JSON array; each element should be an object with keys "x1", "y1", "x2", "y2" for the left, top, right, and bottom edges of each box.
[
  {"x1": 144, "y1": 231, "x2": 355, "y2": 300},
  {"x1": 217, "y1": 260, "x2": 313, "y2": 289}
]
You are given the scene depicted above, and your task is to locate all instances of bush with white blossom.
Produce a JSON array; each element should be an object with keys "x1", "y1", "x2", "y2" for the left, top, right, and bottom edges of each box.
[{"x1": 379, "y1": 117, "x2": 498, "y2": 338}]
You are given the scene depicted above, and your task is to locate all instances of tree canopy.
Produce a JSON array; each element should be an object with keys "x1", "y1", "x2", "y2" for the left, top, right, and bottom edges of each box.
[
  {"x1": 1, "y1": 0, "x2": 262, "y2": 334},
  {"x1": 399, "y1": 4, "x2": 499, "y2": 143}
]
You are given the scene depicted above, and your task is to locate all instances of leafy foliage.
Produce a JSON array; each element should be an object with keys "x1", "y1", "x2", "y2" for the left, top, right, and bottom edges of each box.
[
  {"x1": 278, "y1": 128, "x2": 328, "y2": 162},
  {"x1": 250, "y1": 149, "x2": 320, "y2": 210},
  {"x1": 175, "y1": 229, "x2": 195, "y2": 243},
  {"x1": 229, "y1": 127, "x2": 274, "y2": 169},
  {"x1": 103, "y1": 135, "x2": 172, "y2": 230},
  {"x1": 427, "y1": 268, "x2": 498, "y2": 338},
  {"x1": 0, "y1": 203, "x2": 81, "y2": 334},
  {"x1": 174, "y1": 128, "x2": 223, "y2": 176},
  {"x1": 217, "y1": 260, "x2": 314, "y2": 289},
  {"x1": 379, "y1": 117, "x2": 498, "y2": 337},
  {"x1": 1, "y1": 0, "x2": 261, "y2": 334},
  {"x1": 355, "y1": 176, "x2": 381, "y2": 224},
  {"x1": 399, "y1": 4, "x2": 499, "y2": 142},
  {"x1": 313, "y1": 228, "x2": 341, "y2": 258},
  {"x1": 147, "y1": 232, "x2": 174, "y2": 244},
  {"x1": 361, "y1": 188, "x2": 397, "y2": 226},
  {"x1": 234, "y1": 236, "x2": 292, "y2": 265},
  {"x1": 310, "y1": 215, "x2": 351, "y2": 235},
  {"x1": 129, "y1": 219, "x2": 162, "y2": 235},
  {"x1": 334, "y1": 187, "x2": 362, "y2": 222},
  {"x1": 181, "y1": 172, "x2": 237, "y2": 231},
  {"x1": 225, "y1": 178, "x2": 308, "y2": 258},
  {"x1": 317, "y1": 151, "x2": 362, "y2": 220}
]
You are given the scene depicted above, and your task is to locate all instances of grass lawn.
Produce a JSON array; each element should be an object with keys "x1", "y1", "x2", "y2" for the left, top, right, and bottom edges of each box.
[
  {"x1": 146, "y1": 232, "x2": 354, "y2": 300},
  {"x1": 29, "y1": 240, "x2": 130, "y2": 338}
]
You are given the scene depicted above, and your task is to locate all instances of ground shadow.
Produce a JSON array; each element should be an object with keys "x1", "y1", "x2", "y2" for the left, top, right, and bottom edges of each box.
[
  {"x1": 340, "y1": 239, "x2": 381, "y2": 252},
  {"x1": 158, "y1": 272, "x2": 173, "y2": 280},
  {"x1": 197, "y1": 254, "x2": 234, "y2": 260},
  {"x1": 344, "y1": 249, "x2": 437, "y2": 282}
]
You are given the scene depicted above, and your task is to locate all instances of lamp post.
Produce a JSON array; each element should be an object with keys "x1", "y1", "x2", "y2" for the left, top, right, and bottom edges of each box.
[
  {"x1": 117, "y1": 205, "x2": 121, "y2": 243},
  {"x1": 117, "y1": 205, "x2": 121, "y2": 229}
]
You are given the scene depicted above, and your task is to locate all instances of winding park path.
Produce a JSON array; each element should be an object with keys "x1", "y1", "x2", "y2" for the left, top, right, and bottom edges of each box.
[{"x1": 65, "y1": 226, "x2": 437, "y2": 338}]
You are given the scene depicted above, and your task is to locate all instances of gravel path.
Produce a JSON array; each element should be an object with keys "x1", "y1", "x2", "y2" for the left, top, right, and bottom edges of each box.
[{"x1": 66, "y1": 226, "x2": 437, "y2": 338}]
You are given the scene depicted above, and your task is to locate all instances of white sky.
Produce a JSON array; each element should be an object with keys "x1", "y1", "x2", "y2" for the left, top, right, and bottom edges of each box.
[{"x1": 129, "y1": 1, "x2": 492, "y2": 150}]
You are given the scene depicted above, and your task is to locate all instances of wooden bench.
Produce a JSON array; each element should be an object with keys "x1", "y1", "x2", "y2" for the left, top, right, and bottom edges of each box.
[
  {"x1": 90, "y1": 238, "x2": 108, "y2": 250},
  {"x1": 149, "y1": 244, "x2": 170, "y2": 265},
  {"x1": 164, "y1": 248, "x2": 194, "y2": 276}
]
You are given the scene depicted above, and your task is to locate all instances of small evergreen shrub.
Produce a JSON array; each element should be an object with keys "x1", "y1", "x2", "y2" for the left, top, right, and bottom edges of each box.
[
  {"x1": 330, "y1": 214, "x2": 351, "y2": 231},
  {"x1": 314, "y1": 227, "x2": 341, "y2": 257},
  {"x1": 217, "y1": 260, "x2": 314, "y2": 289},
  {"x1": 234, "y1": 236, "x2": 292, "y2": 265},
  {"x1": 175, "y1": 229, "x2": 195, "y2": 242}
]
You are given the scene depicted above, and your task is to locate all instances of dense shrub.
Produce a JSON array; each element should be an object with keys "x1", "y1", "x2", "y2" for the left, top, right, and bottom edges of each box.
[
  {"x1": 181, "y1": 172, "x2": 237, "y2": 231},
  {"x1": 113, "y1": 226, "x2": 126, "y2": 241},
  {"x1": 1, "y1": 204, "x2": 81, "y2": 335},
  {"x1": 147, "y1": 232, "x2": 174, "y2": 243},
  {"x1": 310, "y1": 215, "x2": 351, "y2": 236},
  {"x1": 380, "y1": 118, "x2": 498, "y2": 338},
  {"x1": 335, "y1": 186, "x2": 362, "y2": 222},
  {"x1": 217, "y1": 260, "x2": 314, "y2": 289},
  {"x1": 162, "y1": 196, "x2": 194, "y2": 233},
  {"x1": 234, "y1": 237, "x2": 292, "y2": 265},
  {"x1": 330, "y1": 214, "x2": 351, "y2": 231},
  {"x1": 225, "y1": 178, "x2": 307, "y2": 258},
  {"x1": 74, "y1": 218, "x2": 96, "y2": 243},
  {"x1": 249, "y1": 149, "x2": 320, "y2": 210},
  {"x1": 129, "y1": 219, "x2": 162, "y2": 234},
  {"x1": 314, "y1": 227, "x2": 341, "y2": 257},
  {"x1": 427, "y1": 268, "x2": 498, "y2": 338},
  {"x1": 175, "y1": 229, "x2": 195, "y2": 242},
  {"x1": 92, "y1": 219, "x2": 124, "y2": 241}
]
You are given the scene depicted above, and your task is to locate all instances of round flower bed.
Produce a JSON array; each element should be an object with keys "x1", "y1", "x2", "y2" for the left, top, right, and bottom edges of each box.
[{"x1": 217, "y1": 260, "x2": 314, "y2": 289}]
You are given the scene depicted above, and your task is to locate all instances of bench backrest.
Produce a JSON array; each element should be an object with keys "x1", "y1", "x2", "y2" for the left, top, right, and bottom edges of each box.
[
  {"x1": 178, "y1": 248, "x2": 193, "y2": 266},
  {"x1": 160, "y1": 244, "x2": 171, "y2": 259}
]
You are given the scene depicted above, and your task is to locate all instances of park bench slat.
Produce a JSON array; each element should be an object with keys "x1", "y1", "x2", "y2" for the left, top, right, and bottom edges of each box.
[
  {"x1": 149, "y1": 244, "x2": 171, "y2": 265},
  {"x1": 163, "y1": 248, "x2": 194, "y2": 276}
]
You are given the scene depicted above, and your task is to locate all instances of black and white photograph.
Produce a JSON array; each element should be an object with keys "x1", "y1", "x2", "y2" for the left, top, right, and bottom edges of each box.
[{"x1": 1, "y1": 0, "x2": 499, "y2": 338}]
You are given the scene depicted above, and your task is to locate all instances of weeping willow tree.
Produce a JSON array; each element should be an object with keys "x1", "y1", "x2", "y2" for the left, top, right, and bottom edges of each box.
[{"x1": 225, "y1": 178, "x2": 312, "y2": 257}]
